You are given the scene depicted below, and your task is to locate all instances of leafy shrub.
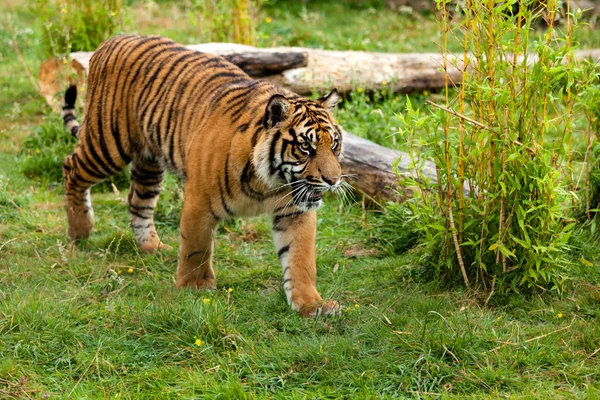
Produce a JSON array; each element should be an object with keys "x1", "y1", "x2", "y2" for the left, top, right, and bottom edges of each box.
[
  {"x1": 336, "y1": 86, "x2": 427, "y2": 150},
  {"x1": 20, "y1": 114, "x2": 129, "y2": 191},
  {"x1": 186, "y1": 0, "x2": 261, "y2": 45},
  {"x1": 34, "y1": 0, "x2": 123, "y2": 57},
  {"x1": 387, "y1": 0, "x2": 598, "y2": 294}
]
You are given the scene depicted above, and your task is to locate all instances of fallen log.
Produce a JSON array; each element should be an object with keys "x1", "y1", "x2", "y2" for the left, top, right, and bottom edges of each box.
[
  {"x1": 41, "y1": 43, "x2": 600, "y2": 107},
  {"x1": 341, "y1": 132, "x2": 436, "y2": 203},
  {"x1": 221, "y1": 51, "x2": 308, "y2": 77}
]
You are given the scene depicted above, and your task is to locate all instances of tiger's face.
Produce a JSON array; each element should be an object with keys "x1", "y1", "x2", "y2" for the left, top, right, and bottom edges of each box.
[{"x1": 255, "y1": 89, "x2": 343, "y2": 211}]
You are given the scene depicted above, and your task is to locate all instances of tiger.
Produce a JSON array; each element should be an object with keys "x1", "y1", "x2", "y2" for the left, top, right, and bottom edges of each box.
[{"x1": 61, "y1": 35, "x2": 345, "y2": 317}]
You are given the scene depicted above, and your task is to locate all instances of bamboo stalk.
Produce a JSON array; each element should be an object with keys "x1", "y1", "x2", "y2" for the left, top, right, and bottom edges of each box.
[
  {"x1": 440, "y1": 0, "x2": 469, "y2": 289},
  {"x1": 457, "y1": 0, "x2": 470, "y2": 244}
]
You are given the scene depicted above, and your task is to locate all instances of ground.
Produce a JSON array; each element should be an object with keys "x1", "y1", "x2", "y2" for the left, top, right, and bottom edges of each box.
[{"x1": 1, "y1": 1, "x2": 600, "y2": 398}]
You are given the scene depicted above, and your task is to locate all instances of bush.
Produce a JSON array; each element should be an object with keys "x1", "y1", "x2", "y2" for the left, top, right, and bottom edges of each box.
[
  {"x1": 336, "y1": 86, "x2": 427, "y2": 150},
  {"x1": 388, "y1": 0, "x2": 599, "y2": 294},
  {"x1": 186, "y1": 0, "x2": 261, "y2": 45},
  {"x1": 34, "y1": 0, "x2": 123, "y2": 57}
]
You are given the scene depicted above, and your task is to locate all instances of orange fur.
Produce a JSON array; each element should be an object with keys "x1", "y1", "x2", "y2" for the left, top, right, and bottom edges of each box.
[{"x1": 62, "y1": 35, "x2": 344, "y2": 316}]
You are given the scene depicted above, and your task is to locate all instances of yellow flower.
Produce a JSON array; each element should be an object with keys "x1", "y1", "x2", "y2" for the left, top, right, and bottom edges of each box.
[
  {"x1": 357, "y1": 88, "x2": 364, "y2": 93},
  {"x1": 203, "y1": 298, "x2": 211, "y2": 304},
  {"x1": 61, "y1": 7, "x2": 67, "y2": 14},
  {"x1": 227, "y1": 287, "x2": 233, "y2": 293},
  {"x1": 117, "y1": 269, "x2": 122, "y2": 275},
  {"x1": 195, "y1": 338, "x2": 203, "y2": 346},
  {"x1": 111, "y1": 11, "x2": 117, "y2": 17},
  {"x1": 354, "y1": 303, "x2": 360, "y2": 310},
  {"x1": 265, "y1": 17, "x2": 272, "y2": 23},
  {"x1": 557, "y1": 313, "x2": 563, "y2": 319},
  {"x1": 382, "y1": 81, "x2": 387, "y2": 86},
  {"x1": 127, "y1": 268, "x2": 134, "y2": 274},
  {"x1": 497, "y1": 315, "x2": 503, "y2": 321},
  {"x1": 423, "y1": 90, "x2": 429, "y2": 96},
  {"x1": 345, "y1": 307, "x2": 351, "y2": 312},
  {"x1": 35, "y1": 149, "x2": 40, "y2": 154}
]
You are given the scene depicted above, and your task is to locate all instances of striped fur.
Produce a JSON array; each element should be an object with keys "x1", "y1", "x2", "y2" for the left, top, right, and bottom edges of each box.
[{"x1": 63, "y1": 35, "x2": 343, "y2": 316}]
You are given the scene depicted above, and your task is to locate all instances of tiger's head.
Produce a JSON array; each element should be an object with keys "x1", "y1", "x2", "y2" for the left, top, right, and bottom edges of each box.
[{"x1": 254, "y1": 89, "x2": 343, "y2": 211}]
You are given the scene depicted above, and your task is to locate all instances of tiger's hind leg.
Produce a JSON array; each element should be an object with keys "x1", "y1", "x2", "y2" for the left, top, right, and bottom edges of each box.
[
  {"x1": 64, "y1": 152, "x2": 96, "y2": 240},
  {"x1": 63, "y1": 145, "x2": 114, "y2": 240},
  {"x1": 128, "y1": 155, "x2": 170, "y2": 254}
]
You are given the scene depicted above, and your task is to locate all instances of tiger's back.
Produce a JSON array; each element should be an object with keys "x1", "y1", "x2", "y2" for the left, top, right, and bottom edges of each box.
[
  {"x1": 80, "y1": 35, "x2": 282, "y2": 177},
  {"x1": 63, "y1": 35, "x2": 345, "y2": 317}
]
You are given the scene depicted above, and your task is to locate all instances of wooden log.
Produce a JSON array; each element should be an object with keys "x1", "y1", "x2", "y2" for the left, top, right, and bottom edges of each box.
[
  {"x1": 341, "y1": 132, "x2": 436, "y2": 203},
  {"x1": 221, "y1": 51, "x2": 308, "y2": 77},
  {"x1": 45, "y1": 43, "x2": 600, "y2": 103}
]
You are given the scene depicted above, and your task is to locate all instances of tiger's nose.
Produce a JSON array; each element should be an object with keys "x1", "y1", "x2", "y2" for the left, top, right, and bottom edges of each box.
[{"x1": 322, "y1": 175, "x2": 340, "y2": 186}]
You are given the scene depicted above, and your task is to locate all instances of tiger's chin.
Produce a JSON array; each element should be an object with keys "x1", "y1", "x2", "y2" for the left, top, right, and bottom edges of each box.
[
  {"x1": 293, "y1": 191, "x2": 324, "y2": 211},
  {"x1": 294, "y1": 198, "x2": 324, "y2": 212}
]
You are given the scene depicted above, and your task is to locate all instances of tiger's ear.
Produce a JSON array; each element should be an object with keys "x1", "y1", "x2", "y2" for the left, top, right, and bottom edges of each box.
[
  {"x1": 263, "y1": 94, "x2": 291, "y2": 129},
  {"x1": 318, "y1": 88, "x2": 339, "y2": 110}
]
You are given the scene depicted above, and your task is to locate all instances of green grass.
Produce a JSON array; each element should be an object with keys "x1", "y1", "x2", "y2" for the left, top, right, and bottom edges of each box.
[{"x1": 1, "y1": 0, "x2": 600, "y2": 398}]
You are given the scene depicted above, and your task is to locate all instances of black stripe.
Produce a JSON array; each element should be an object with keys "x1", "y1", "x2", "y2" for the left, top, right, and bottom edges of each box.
[
  {"x1": 129, "y1": 209, "x2": 150, "y2": 219},
  {"x1": 111, "y1": 109, "x2": 132, "y2": 164},
  {"x1": 76, "y1": 148, "x2": 110, "y2": 179},
  {"x1": 187, "y1": 249, "x2": 209, "y2": 259},
  {"x1": 237, "y1": 123, "x2": 250, "y2": 134},
  {"x1": 82, "y1": 129, "x2": 118, "y2": 175},
  {"x1": 273, "y1": 211, "x2": 305, "y2": 226},
  {"x1": 268, "y1": 130, "x2": 282, "y2": 176},
  {"x1": 131, "y1": 223, "x2": 152, "y2": 229},
  {"x1": 134, "y1": 188, "x2": 161, "y2": 199},
  {"x1": 224, "y1": 153, "x2": 233, "y2": 198},
  {"x1": 211, "y1": 80, "x2": 260, "y2": 106},
  {"x1": 278, "y1": 244, "x2": 290, "y2": 259},
  {"x1": 130, "y1": 205, "x2": 155, "y2": 211},
  {"x1": 63, "y1": 114, "x2": 76, "y2": 124},
  {"x1": 251, "y1": 126, "x2": 263, "y2": 147},
  {"x1": 218, "y1": 181, "x2": 234, "y2": 216},
  {"x1": 208, "y1": 199, "x2": 221, "y2": 221},
  {"x1": 240, "y1": 162, "x2": 265, "y2": 201}
]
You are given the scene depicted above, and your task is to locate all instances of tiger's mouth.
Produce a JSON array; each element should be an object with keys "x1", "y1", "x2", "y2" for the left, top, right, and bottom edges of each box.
[{"x1": 290, "y1": 181, "x2": 326, "y2": 210}]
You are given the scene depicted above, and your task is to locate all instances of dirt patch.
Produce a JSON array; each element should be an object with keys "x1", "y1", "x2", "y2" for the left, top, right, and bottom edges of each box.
[{"x1": 343, "y1": 243, "x2": 382, "y2": 258}]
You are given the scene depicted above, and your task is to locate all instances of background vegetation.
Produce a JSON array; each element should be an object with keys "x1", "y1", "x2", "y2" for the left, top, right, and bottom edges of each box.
[{"x1": 1, "y1": 0, "x2": 600, "y2": 398}]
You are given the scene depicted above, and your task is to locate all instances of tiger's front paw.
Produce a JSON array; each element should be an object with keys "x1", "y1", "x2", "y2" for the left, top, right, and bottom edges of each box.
[
  {"x1": 177, "y1": 277, "x2": 216, "y2": 291},
  {"x1": 139, "y1": 241, "x2": 172, "y2": 254},
  {"x1": 298, "y1": 300, "x2": 341, "y2": 318}
]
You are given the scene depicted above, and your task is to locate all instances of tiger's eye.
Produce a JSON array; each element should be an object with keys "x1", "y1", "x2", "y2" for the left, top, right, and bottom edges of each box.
[{"x1": 300, "y1": 142, "x2": 311, "y2": 152}]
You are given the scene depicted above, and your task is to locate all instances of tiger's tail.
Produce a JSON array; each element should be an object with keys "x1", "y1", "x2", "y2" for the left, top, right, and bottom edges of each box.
[{"x1": 62, "y1": 85, "x2": 80, "y2": 138}]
